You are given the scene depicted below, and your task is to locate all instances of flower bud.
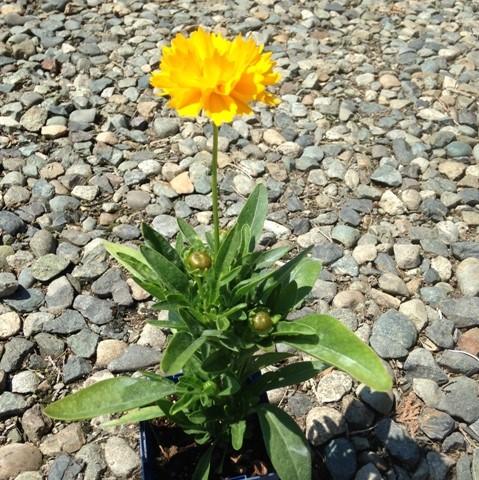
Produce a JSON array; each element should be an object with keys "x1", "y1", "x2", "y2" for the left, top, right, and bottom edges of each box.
[
  {"x1": 186, "y1": 251, "x2": 212, "y2": 271},
  {"x1": 250, "y1": 310, "x2": 273, "y2": 332}
]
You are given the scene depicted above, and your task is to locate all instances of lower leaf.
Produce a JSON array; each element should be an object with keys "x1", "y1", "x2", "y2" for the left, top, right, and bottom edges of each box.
[{"x1": 256, "y1": 404, "x2": 311, "y2": 480}]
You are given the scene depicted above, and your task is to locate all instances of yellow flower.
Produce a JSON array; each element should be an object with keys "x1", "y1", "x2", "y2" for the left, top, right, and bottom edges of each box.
[{"x1": 150, "y1": 27, "x2": 280, "y2": 125}]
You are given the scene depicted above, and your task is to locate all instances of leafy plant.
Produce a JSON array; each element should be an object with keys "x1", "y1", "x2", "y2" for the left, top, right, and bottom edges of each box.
[
  {"x1": 44, "y1": 27, "x2": 392, "y2": 480},
  {"x1": 45, "y1": 184, "x2": 391, "y2": 479}
]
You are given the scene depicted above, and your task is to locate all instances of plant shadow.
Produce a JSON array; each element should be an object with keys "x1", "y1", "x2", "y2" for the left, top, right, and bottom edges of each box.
[{"x1": 293, "y1": 388, "x2": 462, "y2": 480}]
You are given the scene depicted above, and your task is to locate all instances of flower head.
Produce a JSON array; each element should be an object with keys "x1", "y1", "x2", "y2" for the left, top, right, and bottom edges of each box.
[{"x1": 150, "y1": 27, "x2": 280, "y2": 125}]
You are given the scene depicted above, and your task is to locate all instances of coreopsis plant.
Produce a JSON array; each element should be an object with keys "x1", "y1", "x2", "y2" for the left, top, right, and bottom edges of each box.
[{"x1": 45, "y1": 28, "x2": 392, "y2": 480}]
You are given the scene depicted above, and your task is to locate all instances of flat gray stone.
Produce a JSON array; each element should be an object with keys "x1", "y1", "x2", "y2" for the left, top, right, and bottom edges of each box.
[
  {"x1": 108, "y1": 345, "x2": 161, "y2": 372},
  {"x1": 370, "y1": 310, "x2": 417, "y2": 358}
]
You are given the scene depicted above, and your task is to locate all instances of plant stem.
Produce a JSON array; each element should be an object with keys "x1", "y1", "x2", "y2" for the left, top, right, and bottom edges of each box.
[{"x1": 211, "y1": 123, "x2": 220, "y2": 252}]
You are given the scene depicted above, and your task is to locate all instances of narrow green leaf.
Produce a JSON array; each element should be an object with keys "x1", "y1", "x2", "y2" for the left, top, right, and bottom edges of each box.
[
  {"x1": 192, "y1": 445, "x2": 213, "y2": 480},
  {"x1": 257, "y1": 404, "x2": 311, "y2": 480},
  {"x1": 214, "y1": 226, "x2": 241, "y2": 279},
  {"x1": 44, "y1": 377, "x2": 176, "y2": 421},
  {"x1": 141, "y1": 246, "x2": 190, "y2": 293},
  {"x1": 102, "y1": 405, "x2": 166, "y2": 427},
  {"x1": 104, "y1": 241, "x2": 156, "y2": 282},
  {"x1": 161, "y1": 332, "x2": 207, "y2": 375},
  {"x1": 244, "y1": 361, "x2": 324, "y2": 397},
  {"x1": 285, "y1": 314, "x2": 393, "y2": 392},
  {"x1": 130, "y1": 276, "x2": 165, "y2": 300},
  {"x1": 273, "y1": 320, "x2": 318, "y2": 338},
  {"x1": 142, "y1": 223, "x2": 184, "y2": 269},
  {"x1": 235, "y1": 184, "x2": 268, "y2": 251},
  {"x1": 243, "y1": 352, "x2": 292, "y2": 378},
  {"x1": 177, "y1": 218, "x2": 200, "y2": 244},
  {"x1": 252, "y1": 245, "x2": 291, "y2": 270},
  {"x1": 231, "y1": 420, "x2": 246, "y2": 450}
]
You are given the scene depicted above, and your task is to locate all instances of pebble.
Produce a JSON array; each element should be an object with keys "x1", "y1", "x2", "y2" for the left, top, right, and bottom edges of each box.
[
  {"x1": 324, "y1": 438, "x2": 357, "y2": 480},
  {"x1": 419, "y1": 407, "x2": 455, "y2": 441},
  {"x1": 45, "y1": 276, "x2": 74, "y2": 313},
  {"x1": 356, "y1": 384, "x2": 394, "y2": 415},
  {"x1": 394, "y1": 244, "x2": 421, "y2": 269},
  {"x1": 370, "y1": 310, "x2": 417, "y2": 358},
  {"x1": 31, "y1": 254, "x2": 70, "y2": 282},
  {"x1": 153, "y1": 117, "x2": 179, "y2": 138},
  {"x1": 437, "y1": 376, "x2": 479, "y2": 423},
  {"x1": 104, "y1": 437, "x2": 139, "y2": 476},
  {"x1": 440, "y1": 297, "x2": 479, "y2": 327},
  {"x1": 0, "y1": 443, "x2": 42, "y2": 480},
  {"x1": 0, "y1": 392, "x2": 28, "y2": 419},
  {"x1": 456, "y1": 258, "x2": 479, "y2": 296},
  {"x1": 0, "y1": 272, "x2": 18, "y2": 298},
  {"x1": 404, "y1": 348, "x2": 448, "y2": 385},
  {"x1": 108, "y1": 344, "x2": 160, "y2": 372},
  {"x1": 0, "y1": 2, "x2": 478, "y2": 476},
  {"x1": 375, "y1": 419, "x2": 420, "y2": 467},
  {"x1": 0, "y1": 311, "x2": 21, "y2": 339},
  {"x1": 305, "y1": 406, "x2": 346, "y2": 446},
  {"x1": 316, "y1": 371, "x2": 353, "y2": 403},
  {"x1": 72, "y1": 295, "x2": 113, "y2": 325},
  {"x1": 151, "y1": 214, "x2": 179, "y2": 238}
]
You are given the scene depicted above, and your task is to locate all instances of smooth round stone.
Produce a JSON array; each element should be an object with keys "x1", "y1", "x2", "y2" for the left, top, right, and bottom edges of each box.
[
  {"x1": 151, "y1": 214, "x2": 179, "y2": 238},
  {"x1": 0, "y1": 443, "x2": 42, "y2": 479},
  {"x1": 0, "y1": 212, "x2": 25, "y2": 235},
  {"x1": 104, "y1": 437, "x2": 140, "y2": 476},
  {"x1": 305, "y1": 406, "x2": 346, "y2": 446},
  {"x1": 126, "y1": 190, "x2": 150, "y2": 210},
  {"x1": 11, "y1": 370, "x2": 39, "y2": 393},
  {"x1": 456, "y1": 258, "x2": 479, "y2": 296},
  {"x1": 0, "y1": 311, "x2": 21, "y2": 339},
  {"x1": 153, "y1": 117, "x2": 179, "y2": 138},
  {"x1": 29, "y1": 230, "x2": 57, "y2": 257}
]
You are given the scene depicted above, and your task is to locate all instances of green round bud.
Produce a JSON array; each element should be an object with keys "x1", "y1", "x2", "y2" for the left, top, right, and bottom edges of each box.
[
  {"x1": 202, "y1": 380, "x2": 218, "y2": 396},
  {"x1": 250, "y1": 310, "x2": 273, "y2": 332},
  {"x1": 186, "y1": 251, "x2": 212, "y2": 271}
]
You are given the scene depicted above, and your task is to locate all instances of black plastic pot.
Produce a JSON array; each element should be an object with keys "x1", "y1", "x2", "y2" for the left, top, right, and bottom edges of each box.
[{"x1": 139, "y1": 373, "x2": 279, "y2": 480}]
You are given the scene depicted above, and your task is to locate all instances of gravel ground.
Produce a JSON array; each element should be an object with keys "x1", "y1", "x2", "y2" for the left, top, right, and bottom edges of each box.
[{"x1": 1, "y1": 0, "x2": 479, "y2": 478}]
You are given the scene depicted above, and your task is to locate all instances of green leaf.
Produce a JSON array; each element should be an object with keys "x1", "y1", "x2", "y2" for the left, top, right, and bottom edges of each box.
[
  {"x1": 231, "y1": 420, "x2": 246, "y2": 450},
  {"x1": 141, "y1": 246, "x2": 190, "y2": 293},
  {"x1": 202, "y1": 350, "x2": 231, "y2": 372},
  {"x1": 44, "y1": 377, "x2": 176, "y2": 421},
  {"x1": 177, "y1": 218, "x2": 200, "y2": 244},
  {"x1": 235, "y1": 184, "x2": 268, "y2": 251},
  {"x1": 285, "y1": 314, "x2": 393, "y2": 391},
  {"x1": 102, "y1": 405, "x2": 166, "y2": 427},
  {"x1": 142, "y1": 223, "x2": 184, "y2": 269},
  {"x1": 244, "y1": 361, "x2": 324, "y2": 397},
  {"x1": 214, "y1": 226, "x2": 241, "y2": 280},
  {"x1": 104, "y1": 241, "x2": 156, "y2": 282},
  {"x1": 192, "y1": 445, "x2": 213, "y2": 480},
  {"x1": 256, "y1": 404, "x2": 311, "y2": 480},
  {"x1": 131, "y1": 276, "x2": 165, "y2": 300},
  {"x1": 252, "y1": 245, "x2": 291, "y2": 270},
  {"x1": 161, "y1": 332, "x2": 207, "y2": 375},
  {"x1": 273, "y1": 320, "x2": 318, "y2": 338},
  {"x1": 243, "y1": 352, "x2": 292, "y2": 378},
  {"x1": 269, "y1": 258, "x2": 321, "y2": 315},
  {"x1": 261, "y1": 247, "x2": 313, "y2": 303}
]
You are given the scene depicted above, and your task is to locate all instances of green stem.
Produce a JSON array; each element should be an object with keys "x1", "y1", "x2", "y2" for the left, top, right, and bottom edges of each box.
[{"x1": 211, "y1": 123, "x2": 220, "y2": 252}]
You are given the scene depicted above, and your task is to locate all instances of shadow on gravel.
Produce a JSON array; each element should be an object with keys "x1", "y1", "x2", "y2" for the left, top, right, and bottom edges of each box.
[{"x1": 310, "y1": 401, "x2": 457, "y2": 479}]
